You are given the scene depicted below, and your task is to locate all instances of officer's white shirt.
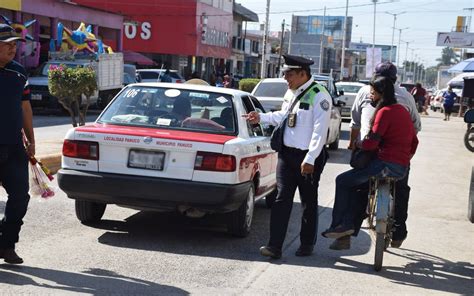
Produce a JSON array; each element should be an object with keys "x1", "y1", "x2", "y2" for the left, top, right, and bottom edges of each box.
[
  {"x1": 259, "y1": 78, "x2": 332, "y2": 165},
  {"x1": 350, "y1": 84, "x2": 422, "y2": 141}
]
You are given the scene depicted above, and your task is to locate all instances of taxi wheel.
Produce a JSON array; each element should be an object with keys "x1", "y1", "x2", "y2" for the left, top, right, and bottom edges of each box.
[
  {"x1": 227, "y1": 184, "x2": 255, "y2": 237},
  {"x1": 75, "y1": 200, "x2": 106, "y2": 223}
]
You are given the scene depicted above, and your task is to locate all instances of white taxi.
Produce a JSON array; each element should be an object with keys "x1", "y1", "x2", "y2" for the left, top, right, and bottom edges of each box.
[{"x1": 58, "y1": 83, "x2": 278, "y2": 237}]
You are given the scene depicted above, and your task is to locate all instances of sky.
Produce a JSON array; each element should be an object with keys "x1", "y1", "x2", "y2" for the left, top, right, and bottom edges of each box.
[{"x1": 238, "y1": 0, "x2": 474, "y2": 68}]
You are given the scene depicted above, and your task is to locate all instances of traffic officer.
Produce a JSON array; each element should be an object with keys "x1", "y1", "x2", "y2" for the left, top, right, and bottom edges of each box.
[
  {"x1": 0, "y1": 24, "x2": 36, "y2": 264},
  {"x1": 244, "y1": 54, "x2": 331, "y2": 259}
]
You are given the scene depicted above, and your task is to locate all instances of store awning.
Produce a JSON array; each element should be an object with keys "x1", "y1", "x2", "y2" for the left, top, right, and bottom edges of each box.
[{"x1": 123, "y1": 50, "x2": 155, "y2": 66}]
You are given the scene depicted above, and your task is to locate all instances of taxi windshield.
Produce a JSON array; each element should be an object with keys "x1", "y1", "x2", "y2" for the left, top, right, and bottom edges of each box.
[{"x1": 98, "y1": 86, "x2": 236, "y2": 134}]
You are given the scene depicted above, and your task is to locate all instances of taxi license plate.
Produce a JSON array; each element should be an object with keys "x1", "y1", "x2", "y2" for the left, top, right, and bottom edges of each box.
[
  {"x1": 31, "y1": 94, "x2": 42, "y2": 101},
  {"x1": 128, "y1": 150, "x2": 165, "y2": 171}
]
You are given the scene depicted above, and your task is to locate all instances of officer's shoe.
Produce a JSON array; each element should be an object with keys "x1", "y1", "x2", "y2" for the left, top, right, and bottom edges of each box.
[
  {"x1": 329, "y1": 235, "x2": 351, "y2": 250},
  {"x1": 259, "y1": 246, "x2": 282, "y2": 259},
  {"x1": 295, "y1": 245, "x2": 314, "y2": 256},
  {"x1": 0, "y1": 248, "x2": 24, "y2": 264}
]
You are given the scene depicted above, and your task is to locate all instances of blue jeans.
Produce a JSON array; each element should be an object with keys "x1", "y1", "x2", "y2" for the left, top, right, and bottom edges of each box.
[{"x1": 330, "y1": 158, "x2": 407, "y2": 230}]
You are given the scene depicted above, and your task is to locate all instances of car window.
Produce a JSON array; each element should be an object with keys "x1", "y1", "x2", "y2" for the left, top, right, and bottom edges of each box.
[
  {"x1": 139, "y1": 72, "x2": 159, "y2": 80},
  {"x1": 170, "y1": 73, "x2": 182, "y2": 79},
  {"x1": 336, "y1": 84, "x2": 363, "y2": 93},
  {"x1": 98, "y1": 86, "x2": 236, "y2": 134},
  {"x1": 253, "y1": 82, "x2": 288, "y2": 97},
  {"x1": 241, "y1": 95, "x2": 263, "y2": 137}
]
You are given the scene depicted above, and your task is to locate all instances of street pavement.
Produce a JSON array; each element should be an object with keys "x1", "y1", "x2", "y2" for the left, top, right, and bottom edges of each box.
[{"x1": 0, "y1": 111, "x2": 473, "y2": 295}]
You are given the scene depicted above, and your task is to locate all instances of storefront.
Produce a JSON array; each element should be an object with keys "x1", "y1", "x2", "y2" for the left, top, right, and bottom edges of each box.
[
  {"x1": 0, "y1": 0, "x2": 123, "y2": 69},
  {"x1": 75, "y1": 0, "x2": 234, "y2": 79}
]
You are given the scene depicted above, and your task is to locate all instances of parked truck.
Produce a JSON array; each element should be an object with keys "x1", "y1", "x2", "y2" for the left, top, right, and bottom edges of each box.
[{"x1": 29, "y1": 52, "x2": 124, "y2": 110}]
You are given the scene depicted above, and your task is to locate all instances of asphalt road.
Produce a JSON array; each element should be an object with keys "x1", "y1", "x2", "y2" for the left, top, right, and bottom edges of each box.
[{"x1": 0, "y1": 112, "x2": 473, "y2": 295}]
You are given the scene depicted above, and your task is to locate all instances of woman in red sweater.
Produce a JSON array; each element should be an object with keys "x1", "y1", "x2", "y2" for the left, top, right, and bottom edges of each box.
[{"x1": 322, "y1": 76, "x2": 418, "y2": 242}]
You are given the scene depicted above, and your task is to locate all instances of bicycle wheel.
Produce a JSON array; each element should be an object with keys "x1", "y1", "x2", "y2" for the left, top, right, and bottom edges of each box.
[
  {"x1": 367, "y1": 192, "x2": 377, "y2": 229},
  {"x1": 374, "y1": 232, "x2": 385, "y2": 271}
]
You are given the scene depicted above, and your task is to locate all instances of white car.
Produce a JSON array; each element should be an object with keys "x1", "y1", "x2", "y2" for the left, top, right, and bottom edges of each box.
[
  {"x1": 137, "y1": 69, "x2": 185, "y2": 83},
  {"x1": 251, "y1": 77, "x2": 342, "y2": 150},
  {"x1": 430, "y1": 89, "x2": 445, "y2": 112},
  {"x1": 335, "y1": 82, "x2": 366, "y2": 119},
  {"x1": 58, "y1": 83, "x2": 278, "y2": 237}
]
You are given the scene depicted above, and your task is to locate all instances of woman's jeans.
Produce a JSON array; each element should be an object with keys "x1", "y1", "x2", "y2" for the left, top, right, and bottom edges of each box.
[{"x1": 330, "y1": 158, "x2": 408, "y2": 230}]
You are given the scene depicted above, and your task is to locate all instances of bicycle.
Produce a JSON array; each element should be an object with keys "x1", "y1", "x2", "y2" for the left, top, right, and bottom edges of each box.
[{"x1": 366, "y1": 176, "x2": 397, "y2": 271}]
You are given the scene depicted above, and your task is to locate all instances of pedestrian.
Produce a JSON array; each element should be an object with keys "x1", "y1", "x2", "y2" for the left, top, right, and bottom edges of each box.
[
  {"x1": 243, "y1": 54, "x2": 331, "y2": 259},
  {"x1": 223, "y1": 74, "x2": 232, "y2": 88},
  {"x1": 0, "y1": 24, "x2": 36, "y2": 264},
  {"x1": 322, "y1": 76, "x2": 418, "y2": 243},
  {"x1": 411, "y1": 83, "x2": 427, "y2": 114},
  {"x1": 339, "y1": 62, "x2": 421, "y2": 250},
  {"x1": 160, "y1": 69, "x2": 172, "y2": 83},
  {"x1": 442, "y1": 86, "x2": 458, "y2": 121}
]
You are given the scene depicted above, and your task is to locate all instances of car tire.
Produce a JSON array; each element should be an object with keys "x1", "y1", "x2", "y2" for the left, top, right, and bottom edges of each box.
[
  {"x1": 265, "y1": 189, "x2": 277, "y2": 209},
  {"x1": 227, "y1": 184, "x2": 255, "y2": 237},
  {"x1": 75, "y1": 200, "x2": 106, "y2": 223},
  {"x1": 328, "y1": 125, "x2": 341, "y2": 150}
]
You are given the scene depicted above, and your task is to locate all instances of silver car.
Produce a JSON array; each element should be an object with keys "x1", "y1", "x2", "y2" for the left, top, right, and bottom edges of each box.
[
  {"x1": 335, "y1": 82, "x2": 366, "y2": 119},
  {"x1": 251, "y1": 77, "x2": 342, "y2": 150}
]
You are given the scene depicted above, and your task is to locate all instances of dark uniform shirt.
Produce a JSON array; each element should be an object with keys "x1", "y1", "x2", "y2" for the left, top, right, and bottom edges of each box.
[{"x1": 0, "y1": 60, "x2": 30, "y2": 145}]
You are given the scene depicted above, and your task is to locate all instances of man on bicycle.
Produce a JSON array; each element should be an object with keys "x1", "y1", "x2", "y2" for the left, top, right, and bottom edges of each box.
[{"x1": 337, "y1": 62, "x2": 421, "y2": 250}]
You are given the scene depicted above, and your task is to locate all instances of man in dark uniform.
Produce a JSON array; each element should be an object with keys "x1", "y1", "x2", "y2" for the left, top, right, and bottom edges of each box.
[
  {"x1": 244, "y1": 54, "x2": 332, "y2": 259},
  {"x1": 0, "y1": 24, "x2": 36, "y2": 264}
]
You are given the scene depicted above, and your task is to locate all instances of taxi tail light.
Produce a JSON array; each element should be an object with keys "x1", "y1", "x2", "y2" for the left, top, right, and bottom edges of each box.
[
  {"x1": 63, "y1": 140, "x2": 99, "y2": 160},
  {"x1": 194, "y1": 152, "x2": 236, "y2": 172},
  {"x1": 176, "y1": 79, "x2": 183, "y2": 83}
]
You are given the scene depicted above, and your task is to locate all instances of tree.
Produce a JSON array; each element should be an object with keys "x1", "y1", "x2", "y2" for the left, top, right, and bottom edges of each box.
[
  {"x1": 436, "y1": 47, "x2": 460, "y2": 66},
  {"x1": 49, "y1": 65, "x2": 97, "y2": 127}
]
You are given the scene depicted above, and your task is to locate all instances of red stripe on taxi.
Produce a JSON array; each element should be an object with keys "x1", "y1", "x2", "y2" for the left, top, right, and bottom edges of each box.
[{"x1": 75, "y1": 123, "x2": 236, "y2": 144}]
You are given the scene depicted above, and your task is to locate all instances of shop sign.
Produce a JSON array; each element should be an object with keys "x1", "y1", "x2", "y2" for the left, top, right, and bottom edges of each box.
[{"x1": 124, "y1": 22, "x2": 152, "y2": 40}]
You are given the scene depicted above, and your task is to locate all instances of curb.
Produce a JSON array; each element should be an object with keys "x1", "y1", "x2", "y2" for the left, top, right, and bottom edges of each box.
[{"x1": 38, "y1": 153, "x2": 62, "y2": 175}]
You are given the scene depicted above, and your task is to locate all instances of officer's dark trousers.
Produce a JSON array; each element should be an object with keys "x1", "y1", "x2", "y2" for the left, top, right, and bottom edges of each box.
[
  {"x1": 0, "y1": 144, "x2": 30, "y2": 249},
  {"x1": 269, "y1": 146, "x2": 327, "y2": 249},
  {"x1": 352, "y1": 167, "x2": 411, "y2": 240}
]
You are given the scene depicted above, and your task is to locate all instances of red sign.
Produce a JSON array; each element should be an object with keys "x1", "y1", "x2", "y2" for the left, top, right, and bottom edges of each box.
[{"x1": 75, "y1": 0, "x2": 232, "y2": 59}]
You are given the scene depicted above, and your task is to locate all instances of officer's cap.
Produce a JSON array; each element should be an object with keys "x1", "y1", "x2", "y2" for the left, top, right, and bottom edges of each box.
[
  {"x1": 281, "y1": 54, "x2": 314, "y2": 73},
  {"x1": 0, "y1": 24, "x2": 25, "y2": 43}
]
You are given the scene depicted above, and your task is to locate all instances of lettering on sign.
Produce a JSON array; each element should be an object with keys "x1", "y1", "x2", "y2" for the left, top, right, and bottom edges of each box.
[
  {"x1": 124, "y1": 22, "x2": 152, "y2": 40},
  {"x1": 104, "y1": 136, "x2": 140, "y2": 143}
]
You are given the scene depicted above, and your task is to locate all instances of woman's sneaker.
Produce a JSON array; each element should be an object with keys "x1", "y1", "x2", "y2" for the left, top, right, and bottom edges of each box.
[
  {"x1": 322, "y1": 225, "x2": 354, "y2": 239},
  {"x1": 329, "y1": 235, "x2": 351, "y2": 250}
]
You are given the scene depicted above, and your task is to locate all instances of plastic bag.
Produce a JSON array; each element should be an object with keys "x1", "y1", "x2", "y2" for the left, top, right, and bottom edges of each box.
[{"x1": 29, "y1": 157, "x2": 56, "y2": 199}]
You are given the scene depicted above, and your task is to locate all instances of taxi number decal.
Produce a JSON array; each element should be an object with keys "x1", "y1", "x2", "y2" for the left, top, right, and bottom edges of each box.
[{"x1": 124, "y1": 88, "x2": 139, "y2": 98}]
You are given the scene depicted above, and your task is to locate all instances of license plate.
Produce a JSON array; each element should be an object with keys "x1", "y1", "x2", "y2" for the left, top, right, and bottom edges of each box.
[
  {"x1": 128, "y1": 150, "x2": 165, "y2": 170},
  {"x1": 31, "y1": 94, "x2": 42, "y2": 101}
]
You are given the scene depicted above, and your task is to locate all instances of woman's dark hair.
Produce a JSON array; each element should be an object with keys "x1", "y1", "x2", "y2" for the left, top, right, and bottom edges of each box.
[{"x1": 369, "y1": 76, "x2": 397, "y2": 129}]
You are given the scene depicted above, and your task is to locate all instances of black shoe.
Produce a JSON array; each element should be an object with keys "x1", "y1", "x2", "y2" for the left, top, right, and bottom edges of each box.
[
  {"x1": 0, "y1": 248, "x2": 24, "y2": 264},
  {"x1": 390, "y1": 238, "x2": 405, "y2": 248},
  {"x1": 321, "y1": 225, "x2": 354, "y2": 239},
  {"x1": 259, "y1": 246, "x2": 282, "y2": 259},
  {"x1": 295, "y1": 245, "x2": 314, "y2": 256}
]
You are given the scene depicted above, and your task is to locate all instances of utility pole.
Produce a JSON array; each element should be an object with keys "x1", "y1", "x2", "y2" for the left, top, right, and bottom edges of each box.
[
  {"x1": 386, "y1": 11, "x2": 406, "y2": 63},
  {"x1": 277, "y1": 19, "x2": 285, "y2": 76},
  {"x1": 403, "y1": 40, "x2": 412, "y2": 82},
  {"x1": 319, "y1": 6, "x2": 326, "y2": 74},
  {"x1": 340, "y1": 0, "x2": 349, "y2": 80},
  {"x1": 371, "y1": 0, "x2": 378, "y2": 76},
  {"x1": 260, "y1": 0, "x2": 271, "y2": 79},
  {"x1": 288, "y1": 14, "x2": 293, "y2": 54},
  {"x1": 396, "y1": 27, "x2": 409, "y2": 68}
]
